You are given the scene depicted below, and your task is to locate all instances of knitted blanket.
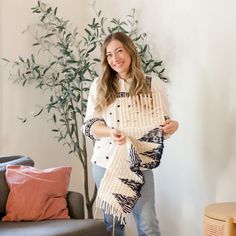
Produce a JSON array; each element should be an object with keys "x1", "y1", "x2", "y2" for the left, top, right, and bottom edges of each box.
[{"x1": 96, "y1": 93, "x2": 165, "y2": 223}]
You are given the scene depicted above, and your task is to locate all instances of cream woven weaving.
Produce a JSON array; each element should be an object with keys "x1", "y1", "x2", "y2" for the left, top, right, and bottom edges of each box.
[{"x1": 96, "y1": 92, "x2": 165, "y2": 223}]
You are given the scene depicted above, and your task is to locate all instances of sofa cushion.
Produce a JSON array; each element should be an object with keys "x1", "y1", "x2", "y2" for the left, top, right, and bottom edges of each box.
[
  {"x1": 0, "y1": 219, "x2": 107, "y2": 236},
  {"x1": 2, "y1": 165, "x2": 72, "y2": 222}
]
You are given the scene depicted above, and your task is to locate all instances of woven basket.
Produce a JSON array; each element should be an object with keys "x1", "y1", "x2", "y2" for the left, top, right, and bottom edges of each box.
[
  {"x1": 204, "y1": 203, "x2": 236, "y2": 236},
  {"x1": 204, "y1": 216, "x2": 224, "y2": 236}
]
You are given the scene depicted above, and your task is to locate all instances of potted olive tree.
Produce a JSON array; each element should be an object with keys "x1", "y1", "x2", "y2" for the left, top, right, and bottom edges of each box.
[{"x1": 3, "y1": 1, "x2": 167, "y2": 218}]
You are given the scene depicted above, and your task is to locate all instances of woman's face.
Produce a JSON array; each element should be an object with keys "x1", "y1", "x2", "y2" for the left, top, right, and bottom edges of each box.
[{"x1": 106, "y1": 39, "x2": 131, "y2": 79}]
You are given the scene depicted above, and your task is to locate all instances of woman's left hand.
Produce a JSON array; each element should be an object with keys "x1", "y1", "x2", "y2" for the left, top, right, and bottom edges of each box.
[{"x1": 162, "y1": 119, "x2": 179, "y2": 135}]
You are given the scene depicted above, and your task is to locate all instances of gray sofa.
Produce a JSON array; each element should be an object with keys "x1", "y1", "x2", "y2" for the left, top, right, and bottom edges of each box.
[{"x1": 0, "y1": 155, "x2": 107, "y2": 236}]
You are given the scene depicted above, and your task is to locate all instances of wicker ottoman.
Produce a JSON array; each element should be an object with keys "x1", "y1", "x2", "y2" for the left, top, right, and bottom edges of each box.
[{"x1": 204, "y1": 202, "x2": 236, "y2": 236}]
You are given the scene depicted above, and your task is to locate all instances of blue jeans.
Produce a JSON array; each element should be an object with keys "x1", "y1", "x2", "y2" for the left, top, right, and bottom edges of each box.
[{"x1": 92, "y1": 164, "x2": 161, "y2": 236}]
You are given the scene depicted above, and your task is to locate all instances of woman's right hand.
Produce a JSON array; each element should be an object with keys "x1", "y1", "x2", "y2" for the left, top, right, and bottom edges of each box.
[
  {"x1": 93, "y1": 123, "x2": 126, "y2": 145},
  {"x1": 110, "y1": 128, "x2": 126, "y2": 145}
]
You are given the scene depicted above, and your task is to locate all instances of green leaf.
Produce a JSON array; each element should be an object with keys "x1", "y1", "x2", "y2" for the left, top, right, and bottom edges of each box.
[
  {"x1": 58, "y1": 136, "x2": 63, "y2": 142},
  {"x1": 54, "y1": 7, "x2": 58, "y2": 15},
  {"x1": 53, "y1": 114, "x2": 57, "y2": 123},
  {"x1": 33, "y1": 108, "x2": 43, "y2": 117},
  {"x1": 26, "y1": 58, "x2": 30, "y2": 67},
  {"x1": 50, "y1": 61, "x2": 57, "y2": 66},
  {"x1": 46, "y1": 7, "x2": 52, "y2": 14},
  {"x1": 50, "y1": 95, "x2": 54, "y2": 102},
  {"x1": 160, "y1": 68, "x2": 165, "y2": 73},
  {"x1": 66, "y1": 59, "x2": 77, "y2": 64},
  {"x1": 31, "y1": 54, "x2": 35, "y2": 63},
  {"x1": 65, "y1": 33, "x2": 72, "y2": 42},
  {"x1": 93, "y1": 58, "x2": 101, "y2": 62},
  {"x1": 75, "y1": 107, "x2": 82, "y2": 114},
  {"x1": 17, "y1": 116, "x2": 27, "y2": 123},
  {"x1": 42, "y1": 67, "x2": 50, "y2": 75},
  {"x1": 70, "y1": 124, "x2": 75, "y2": 136},
  {"x1": 142, "y1": 45, "x2": 147, "y2": 53},
  {"x1": 41, "y1": 14, "x2": 46, "y2": 22},
  {"x1": 133, "y1": 34, "x2": 142, "y2": 41},
  {"x1": 87, "y1": 44, "x2": 96, "y2": 54},
  {"x1": 2, "y1": 58, "x2": 10, "y2": 62},
  {"x1": 153, "y1": 61, "x2": 163, "y2": 67},
  {"x1": 19, "y1": 56, "x2": 24, "y2": 62},
  {"x1": 22, "y1": 80, "x2": 27, "y2": 86},
  {"x1": 32, "y1": 42, "x2": 40, "y2": 46},
  {"x1": 44, "y1": 33, "x2": 54, "y2": 38},
  {"x1": 52, "y1": 129, "x2": 59, "y2": 132},
  {"x1": 85, "y1": 28, "x2": 91, "y2": 35}
]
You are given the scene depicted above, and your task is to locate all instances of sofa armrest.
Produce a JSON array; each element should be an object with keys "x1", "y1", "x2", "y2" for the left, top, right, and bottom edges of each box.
[
  {"x1": 66, "y1": 191, "x2": 85, "y2": 219},
  {"x1": 0, "y1": 155, "x2": 34, "y2": 171}
]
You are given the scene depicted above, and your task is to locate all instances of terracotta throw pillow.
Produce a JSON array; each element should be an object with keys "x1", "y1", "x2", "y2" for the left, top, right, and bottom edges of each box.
[{"x1": 2, "y1": 165, "x2": 72, "y2": 222}]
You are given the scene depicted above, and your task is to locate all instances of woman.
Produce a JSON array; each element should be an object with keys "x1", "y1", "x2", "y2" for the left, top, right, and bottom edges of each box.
[{"x1": 82, "y1": 32, "x2": 178, "y2": 236}]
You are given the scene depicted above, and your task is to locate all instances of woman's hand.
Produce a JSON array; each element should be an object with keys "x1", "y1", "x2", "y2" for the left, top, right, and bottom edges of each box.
[
  {"x1": 110, "y1": 128, "x2": 126, "y2": 145},
  {"x1": 93, "y1": 123, "x2": 126, "y2": 144},
  {"x1": 162, "y1": 119, "x2": 179, "y2": 136}
]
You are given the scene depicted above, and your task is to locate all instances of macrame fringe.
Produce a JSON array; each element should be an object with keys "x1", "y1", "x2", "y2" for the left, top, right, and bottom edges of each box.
[{"x1": 96, "y1": 196, "x2": 126, "y2": 224}]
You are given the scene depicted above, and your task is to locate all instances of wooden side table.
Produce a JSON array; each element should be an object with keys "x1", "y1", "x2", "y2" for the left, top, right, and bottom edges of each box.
[{"x1": 204, "y1": 202, "x2": 236, "y2": 236}]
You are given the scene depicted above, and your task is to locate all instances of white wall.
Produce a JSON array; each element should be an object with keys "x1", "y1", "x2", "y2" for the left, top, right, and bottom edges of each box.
[
  {"x1": 0, "y1": 0, "x2": 90, "y2": 194},
  {"x1": 1, "y1": 0, "x2": 236, "y2": 236}
]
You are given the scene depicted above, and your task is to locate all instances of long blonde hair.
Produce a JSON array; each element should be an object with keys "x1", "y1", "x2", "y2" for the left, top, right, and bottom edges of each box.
[{"x1": 95, "y1": 32, "x2": 151, "y2": 113}]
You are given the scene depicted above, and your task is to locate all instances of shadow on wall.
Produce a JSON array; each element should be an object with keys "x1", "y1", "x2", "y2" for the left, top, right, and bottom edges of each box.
[
  {"x1": 159, "y1": 190, "x2": 181, "y2": 236},
  {"x1": 199, "y1": 67, "x2": 236, "y2": 202}
]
